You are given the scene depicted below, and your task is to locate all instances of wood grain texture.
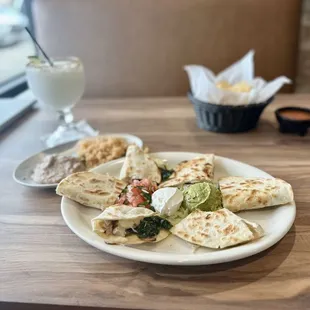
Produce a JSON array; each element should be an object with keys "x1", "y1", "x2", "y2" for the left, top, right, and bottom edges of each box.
[{"x1": 1, "y1": 94, "x2": 310, "y2": 310}]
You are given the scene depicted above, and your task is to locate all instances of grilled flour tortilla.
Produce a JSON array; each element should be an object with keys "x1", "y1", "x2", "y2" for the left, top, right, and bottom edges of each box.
[
  {"x1": 56, "y1": 172, "x2": 127, "y2": 210},
  {"x1": 120, "y1": 145, "x2": 161, "y2": 183},
  {"x1": 219, "y1": 177, "x2": 294, "y2": 212},
  {"x1": 92, "y1": 205, "x2": 170, "y2": 245},
  {"x1": 171, "y1": 208, "x2": 264, "y2": 249},
  {"x1": 160, "y1": 154, "x2": 214, "y2": 188}
]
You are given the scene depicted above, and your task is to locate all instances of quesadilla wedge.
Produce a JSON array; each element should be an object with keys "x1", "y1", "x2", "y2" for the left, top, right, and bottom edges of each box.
[
  {"x1": 120, "y1": 145, "x2": 161, "y2": 183},
  {"x1": 91, "y1": 205, "x2": 172, "y2": 244},
  {"x1": 171, "y1": 208, "x2": 264, "y2": 249},
  {"x1": 56, "y1": 172, "x2": 127, "y2": 210},
  {"x1": 219, "y1": 177, "x2": 294, "y2": 212},
  {"x1": 160, "y1": 154, "x2": 214, "y2": 188}
]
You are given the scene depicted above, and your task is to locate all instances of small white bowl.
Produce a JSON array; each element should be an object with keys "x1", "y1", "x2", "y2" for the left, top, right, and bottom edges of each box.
[{"x1": 13, "y1": 133, "x2": 143, "y2": 189}]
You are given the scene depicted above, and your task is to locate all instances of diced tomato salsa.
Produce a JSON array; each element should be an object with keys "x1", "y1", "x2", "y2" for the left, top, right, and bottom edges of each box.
[{"x1": 117, "y1": 179, "x2": 157, "y2": 208}]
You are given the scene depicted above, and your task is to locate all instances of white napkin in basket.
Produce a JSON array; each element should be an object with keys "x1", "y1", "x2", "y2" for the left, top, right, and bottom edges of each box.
[{"x1": 184, "y1": 50, "x2": 291, "y2": 105}]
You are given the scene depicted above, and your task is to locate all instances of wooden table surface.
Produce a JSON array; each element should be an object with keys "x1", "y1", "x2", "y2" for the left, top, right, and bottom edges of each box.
[{"x1": 1, "y1": 95, "x2": 310, "y2": 310}]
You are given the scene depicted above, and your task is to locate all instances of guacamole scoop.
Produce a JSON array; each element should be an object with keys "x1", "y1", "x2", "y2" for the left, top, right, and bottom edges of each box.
[{"x1": 182, "y1": 182, "x2": 222, "y2": 212}]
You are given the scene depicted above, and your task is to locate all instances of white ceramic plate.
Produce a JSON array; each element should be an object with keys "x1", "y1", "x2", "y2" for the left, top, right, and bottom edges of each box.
[
  {"x1": 61, "y1": 152, "x2": 296, "y2": 266},
  {"x1": 13, "y1": 134, "x2": 143, "y2": 188}
]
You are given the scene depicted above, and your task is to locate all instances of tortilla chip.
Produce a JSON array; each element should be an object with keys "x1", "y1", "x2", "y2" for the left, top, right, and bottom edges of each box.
[
  {"x1": 92, "y1": 205, "x2": 170, "y2": 245},
  {"x1": 219, "y1": 177, "x2": 294, "y2": 212},
  {"x1": 171, "y1": 208, "x2": 264, "y2": 249},
  {"x1": 160, "y1": 154, "x2": 214, "y2": 188},
  {"x1": 120, "y1": 145, "x2": 161, "y2": 183},
  {"x1": 56, "y1": 172, "x2": 127, "y2": 210}
]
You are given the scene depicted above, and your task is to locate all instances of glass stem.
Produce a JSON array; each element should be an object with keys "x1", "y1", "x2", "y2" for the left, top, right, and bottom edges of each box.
[{"x1": 58, "y1": 108, "x2": 74, "y2": 127}]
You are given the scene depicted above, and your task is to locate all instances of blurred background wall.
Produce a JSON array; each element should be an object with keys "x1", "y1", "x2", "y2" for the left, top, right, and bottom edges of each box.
[
  {"x1": 297, "y1": 0, "x2": 310, "y2": 92},
  {"x1": 2, "y1": 0, "x2": 310, "y2": 93}
]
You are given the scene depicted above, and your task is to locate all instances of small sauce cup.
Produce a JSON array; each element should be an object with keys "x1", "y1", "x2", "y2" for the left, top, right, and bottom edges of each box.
[{"x1": 275, "y1": 107, "x2": 310, "y2": 136}]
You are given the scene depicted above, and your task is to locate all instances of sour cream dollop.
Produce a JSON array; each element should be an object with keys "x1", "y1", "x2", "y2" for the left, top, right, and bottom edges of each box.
[{"x1": 151, "y1": 188, "x2": 183, "y2": 216}]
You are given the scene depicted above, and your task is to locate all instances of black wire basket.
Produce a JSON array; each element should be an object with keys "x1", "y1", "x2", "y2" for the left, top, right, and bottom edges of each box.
[{"x1": 188, "y1": 92, "x2": 274, "y2": 133}]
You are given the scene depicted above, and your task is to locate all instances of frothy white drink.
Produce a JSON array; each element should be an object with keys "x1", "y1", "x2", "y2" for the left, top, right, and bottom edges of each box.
[{"x1": 26, "y1": 58, "x2": 84, "y2": 111}]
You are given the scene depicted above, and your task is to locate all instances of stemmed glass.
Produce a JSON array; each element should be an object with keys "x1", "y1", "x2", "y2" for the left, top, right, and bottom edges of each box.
[{"x1": 26, "y1": 56, "x2": 98, "y2": 147}]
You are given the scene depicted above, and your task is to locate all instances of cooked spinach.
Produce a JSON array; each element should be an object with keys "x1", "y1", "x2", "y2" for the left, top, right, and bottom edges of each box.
[
  {"x1": 160, "y1": 168, "x2": 174, "y2": 182},
  {"x1": 134, "y1": 216, "x2": 172, "y2": 239},
  {"x1": 121, "y1": 187, "x2": 128, "y2": 194},
  {"x1": 137, "y1": 201, "x2": 149, "y2": 207},
  {"x1": 141, "y1": 190, "x2": 152, "y2": 203}
]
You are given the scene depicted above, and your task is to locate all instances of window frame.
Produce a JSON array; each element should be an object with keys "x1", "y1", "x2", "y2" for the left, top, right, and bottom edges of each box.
[{"x1": 0, "y1": 0, "x2": 35, "y2": 98}]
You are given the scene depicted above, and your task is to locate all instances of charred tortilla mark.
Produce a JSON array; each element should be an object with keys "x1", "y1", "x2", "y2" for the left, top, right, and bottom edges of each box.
[
  {"x1": 84, "y1": 189, "x2": 109, "y2": 196},
  {"x1": 89, "y1": 178, "x2": 102, "y2": 183},
  {"x1": 221, "y1": 185, "x2": 234, "y2": 189},
  {"x1": 224, "y1": 224, "x2": 239, "y2": 235},
  {"x1": 79, "y1": 196, "x2": 90, "y2": 202},
  {"x1": 191, "y1": 236, "x2": 198, "y2": 243},
  {"x1": 216, "y1": 209, "x2": 227, "y2": 216},
  {"x1": 227, "y1": 195, "x2": 237, "y2": 204},
  {"x1": 245, "y1": 196, "x2": 253, "y2": 202},
  {"x1": 223, "y1": 224, "x2": 233, "y2": 235},
  {"x1": 179, "y1": 160, "x2": 188, "y2": 165},
  {"x1": 250, "y1": 181, "x2": 264, "y2": 185}
]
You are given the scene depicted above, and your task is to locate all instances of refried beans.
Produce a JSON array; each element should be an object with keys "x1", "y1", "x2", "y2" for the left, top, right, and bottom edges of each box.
[{"x1": 32, "y1": 155, "x2": 86, "y2": 184}]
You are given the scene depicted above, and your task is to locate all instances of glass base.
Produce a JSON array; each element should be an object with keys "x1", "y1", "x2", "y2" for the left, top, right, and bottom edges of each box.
[{"x1": 41, "y1": 120, "x2": 99, "y2": 148}]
